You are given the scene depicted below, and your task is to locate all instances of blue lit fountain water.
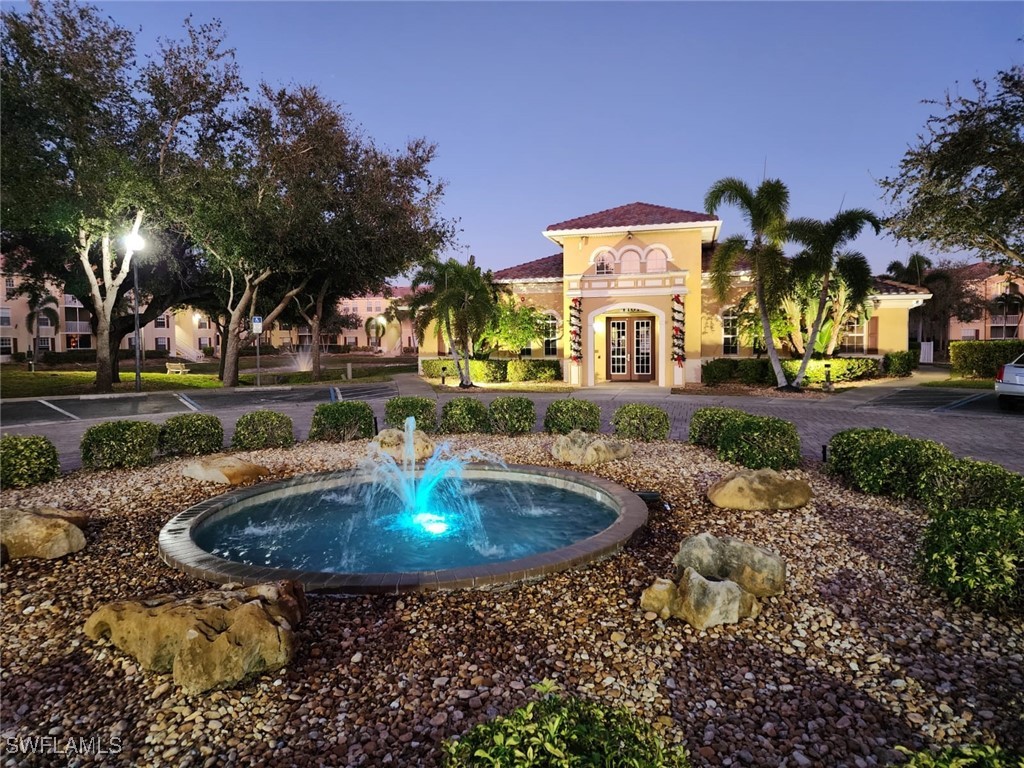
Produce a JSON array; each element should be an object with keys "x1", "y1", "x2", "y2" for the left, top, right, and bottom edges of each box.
[{"x1": 162, "y1": 416, "x2": 648, "y2": 592}]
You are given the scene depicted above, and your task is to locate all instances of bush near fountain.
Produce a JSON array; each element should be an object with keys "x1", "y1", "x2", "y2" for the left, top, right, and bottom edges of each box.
[
  {"x1": 158, "y1": 413, "x2": 225, "y2": 456},
  {"x1": 0, "y1": 434, "x2": 60, "y2": 489},
  {"x1": 308, "y1": 401, "x2": 375, "y2": 442},
  {"x1": 230, "y1": 410, "x2": 295, "y2": 450},
  {"x1": 81, "y1": 420, "x2": 162, "y2": 469},
  {"x1": 688, "y1": 408, "x2": 801, "y2": 470},
  {"x1": 543, "y1": 398, "x2": 601, "y2": 434},
  {"x1": 440, "y1": 397, "x2": 491, "y2": 434},
  {"x1": 487, "y1": 396, "x2": 535, "y2": 434},
  {"x1": 611, "y1": 403, "x2": 671, "y2": 442},
  {"x1": 385, "y1": 395, "x2": 438, "y2": 432}
]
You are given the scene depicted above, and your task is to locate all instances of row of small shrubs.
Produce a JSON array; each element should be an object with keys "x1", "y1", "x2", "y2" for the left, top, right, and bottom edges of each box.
[
  {"x1": 39, "y1": 349, "x2": 172, "y2": 365},
  {"x1": 420, "y1": 357, "x2": 562, "y2": 383},
  {"x1": 688, "y1": 407, "x2": 801, "y2": 470},
  {"x1": 894, "y1": 745, "x2": 1023, "y2": 768},
  {"x1": 827, "y1": 427, "x2": 1024, "y2": 613},
  {"x1": 700, "y1": 357, "x2": 884, "y2": 387},
  {"x1": 950, "y1": 339, "x2": 1024, "y2": 378}
]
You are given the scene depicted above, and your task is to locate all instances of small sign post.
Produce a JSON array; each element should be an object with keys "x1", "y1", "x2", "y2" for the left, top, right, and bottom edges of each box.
[{"x1": 252, "y1": 316, "x2": 263, "y2": 387}]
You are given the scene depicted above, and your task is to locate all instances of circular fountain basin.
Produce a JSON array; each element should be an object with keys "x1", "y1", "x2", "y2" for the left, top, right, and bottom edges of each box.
[{"x1": 159, "y1": 465, "x2": 648, "y2": 593}]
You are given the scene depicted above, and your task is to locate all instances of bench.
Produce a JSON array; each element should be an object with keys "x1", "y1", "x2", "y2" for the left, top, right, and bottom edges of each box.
[{"x1": 165, "y1": 362, "x2": 190, "y2": 374}]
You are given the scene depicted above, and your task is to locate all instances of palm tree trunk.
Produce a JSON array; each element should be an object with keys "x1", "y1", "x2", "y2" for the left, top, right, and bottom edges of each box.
[
  {"x1": 755, "y1": 276, "x2": 789, "y2": 388},
  {"x1": 793, "y1": 272, "x2": 831, "y2": 386},
  {"x1": 443, "y1": 317, "x2": 466, "y2": 384}
]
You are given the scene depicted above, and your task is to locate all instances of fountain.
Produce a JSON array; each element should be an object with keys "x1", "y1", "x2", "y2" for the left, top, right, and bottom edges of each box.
[
  {"x1": 287, "y1": 347, "x2": 314, "y2": 372},
  {"x1": 159, "y1": 418, "x2": 648, "y2": 593}
]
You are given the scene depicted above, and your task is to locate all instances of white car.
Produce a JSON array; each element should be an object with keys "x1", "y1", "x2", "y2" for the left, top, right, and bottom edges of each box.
[{"x1": 995, "y1": 352, "x2": 1024, "y2": 410}]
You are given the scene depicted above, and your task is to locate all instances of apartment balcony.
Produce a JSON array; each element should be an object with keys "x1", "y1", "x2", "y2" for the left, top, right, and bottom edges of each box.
[
  {"x1": 567, "y1": 271, "x2": 689, "y2": 297},
  {"x1": 990, "y1": 314, "x2": 1020, "y2": 326},
  {"x1": 64, "y1": 321, "x2": 92, "y2": 334}
]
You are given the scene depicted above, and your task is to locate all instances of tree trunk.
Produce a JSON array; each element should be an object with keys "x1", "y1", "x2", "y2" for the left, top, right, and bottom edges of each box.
[
  {"x1": 755, "y1": 276, "x2": 789, "y2": 388},
  {"x1": 442, "y1": 317, "x2": 466, "y2": 384},
  {"x1": 310, "y1": 284, "x2": 327, "y2": 382},
  {"x1": 94, "y1": 313, "x2": 114, "y2": 392},
  {"x1": 222, "y1": 303, "x2": 248, "y2": 388},
  {"x1": 793, "y1": 272, "x2": 831, "y2": 386}
]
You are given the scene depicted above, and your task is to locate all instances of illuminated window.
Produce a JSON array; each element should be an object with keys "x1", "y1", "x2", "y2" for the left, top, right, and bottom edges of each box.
[
  {"x1": 4, "y1": 277, "x2": 14, "y2": 298},
  {"x1": 722, "y1": 307, "x2": 739, "y2": 355},
  {"x1": 646, "y1": 249, "x2": 667, "y2": 273},
  {"x1": 544, "y1": 316, "x2": 558, "y2": 356},
  {"x1": 0, "y1": 337, "x2": 11, "y2": 355},
  {"x1": 839, "y1": 318, "x2": 866, "y2": 353},
  {"x1": 595, "y1": 253, "x2": 614, "y2": 275},
  {"x1": 155, "y1": 337, "x2": 170, "y2": 350},
  {"x1": 154, "y1": 315, "x2": 169, "y2": 328},
  {"x1": 197, "y1": 317, "x2": 209, "y2": 329}
]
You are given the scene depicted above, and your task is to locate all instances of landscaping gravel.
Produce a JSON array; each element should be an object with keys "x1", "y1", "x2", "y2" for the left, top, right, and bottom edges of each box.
[{"x1": 1, "y1": 436, "x2": 1021, "y2": 767}]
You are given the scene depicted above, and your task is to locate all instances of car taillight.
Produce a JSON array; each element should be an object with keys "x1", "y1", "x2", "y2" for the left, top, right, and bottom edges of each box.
[{"x1": 996, "y1": 365, "x2": 1005, "y2": 383}]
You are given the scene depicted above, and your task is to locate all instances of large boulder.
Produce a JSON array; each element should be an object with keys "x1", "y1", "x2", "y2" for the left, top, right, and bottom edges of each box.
[
  {"x1": 374, "y1": 428, "x2": 436, "y2": 463},
  {"x1": 84, "y1": 581, "x2": 307, "y2": 695},
  {"x1": 672, "y1": 532, "x2": 786, "y2": 597},
  {"x1": 673, "y1": 567, "x2": 761, "y2": 630},
  {"x1": 708, "y1": 469, "x2": 812, "y2": 511},
  {"x1": 0, "y1": 507, "x2": 86, "y2": 560},
  {"x1": 182, "y1": 456, "x2": 270, "y2": 485},
  {"x1": 550, "y1": 430, "x2": 633, "y2": 466}
]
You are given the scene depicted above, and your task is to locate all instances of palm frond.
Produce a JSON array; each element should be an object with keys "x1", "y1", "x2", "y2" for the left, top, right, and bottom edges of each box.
[
  {"x1": 704, "y1": 177, "x2": 755, "y2": 225},
  {"x1": 753, "y1": 178, "x2": 790, "y2": 241},
  {"x1": 835, "y1": 251, "x2": 873, "y2": 307},
  {"x1": 708, "y1": 236, "x2": 748, "y2": 301}
]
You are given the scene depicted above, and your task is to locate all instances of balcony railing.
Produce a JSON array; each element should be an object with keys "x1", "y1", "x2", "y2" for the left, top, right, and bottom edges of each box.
[
  {"x1": 990, "y1": 314, "x2": 1020, "y2": 326},
  {"x1": 64, "y1": 321, "x2": 92, "y2": 334}
]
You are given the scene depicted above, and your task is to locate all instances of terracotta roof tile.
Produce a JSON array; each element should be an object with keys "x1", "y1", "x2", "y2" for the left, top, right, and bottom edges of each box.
[
  {"x1": 871, "y1": 277, "x2": 932, "y2": 295},
  {"x1": 546, "y1": 202, "x2": 717, "y2": 232},
  {"x1": 494, "y1": 253, "x2": 563, "y2": 280}
]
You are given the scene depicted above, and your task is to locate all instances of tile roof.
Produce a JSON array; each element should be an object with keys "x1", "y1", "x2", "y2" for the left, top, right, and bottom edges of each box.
[
  {"x1": 944, "y1": 262, "x2": 1008, "y2": 282},
  {"x1": 871, "y1": 277, "x2": 932, "y2": 295},
  {"x1": 546, "y1": 202, "x2": 718, "y2": 232},
  {"x1": 493, "y1": 253, "x2": 564, "y2": 280}
]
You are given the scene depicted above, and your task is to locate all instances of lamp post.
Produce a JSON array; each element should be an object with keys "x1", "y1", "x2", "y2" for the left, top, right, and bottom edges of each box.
[{"x1": 125, "y1": 232, "x2": 146, "y2": 393}]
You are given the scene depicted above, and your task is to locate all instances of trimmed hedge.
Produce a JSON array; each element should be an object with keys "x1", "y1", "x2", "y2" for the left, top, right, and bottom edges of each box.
[
  {"x1": 950, "y1": 339, "x2": 1024, "y2": 378},
  {"x1": 308, "y1": 401, "x2": 375, "y2": 442},
  {"x1": 883, "y1": 350, "x2": 919, "y2": 378},
  {"x1": 81, "y1": 420, "x2": 161, "y2": 469},
  {"x1": 442, "y1": 692, "x2": 691, "y2": 767},
  {"x1": 921, "y1": 458, "x2": 1024, "y2": 515},
  {"x1": 701, "y1": 358, "x2": 739, "y2": 386},
  {"x1": 420, "y1": 358, "x2": 508, "y2": 383},
  {"x1": 488, "y1": 396, "x2": 535, "y2": 435},
  {"x1": 737, "y1": 358, "x2": 773, "y2": 385},
  {"x1": 826, "y1": 428, "x2": 953, "y2": 500},
  {"x1": 717, "y1": 414, "x2": 801, "y2": 470},
  {"x1": 780, "y1": 357, "x2": 881, "y2": 384},
  {"x1": 440, "y1": 397, "x2": 491, "y2": 434},
  {"x1": 158, "y1": 414, "x2": 224, "y2": 456},
  {"x1": 919, "y1": 506, "x2": 1024, "y2": 613},
  {"x1": 0, "y1": 434, "x2": 60, "y2": 488},
  {"x1": 230, "y1": 410, "x2": 295, "y2": 450},
  {"x1": 384, "y1": 396, "x2": 438, "y2": 432},
  {"x1": 544, "y1": 398, "x2": 601, "y2": 434},
  {"x1": 611, "y1": 403, "x2": 671, "y2": 442},
  {"x1": 506, "y1": 358, "x2": 561, "y2": 382},
  {"x1": 688, "y1": 407, "x2": 748, "y2": 448}
]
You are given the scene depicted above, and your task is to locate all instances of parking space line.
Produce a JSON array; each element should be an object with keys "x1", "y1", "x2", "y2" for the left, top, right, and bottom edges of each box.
[
  {"x1": 177, "y1": 394, "x2": 201, "y2": 412},
  {"x1": 38, "y1": 399, "x2": 80, "y2": 420},
  {"x1": 939, "y1": 392, "x2": 990, "y2": 412}
]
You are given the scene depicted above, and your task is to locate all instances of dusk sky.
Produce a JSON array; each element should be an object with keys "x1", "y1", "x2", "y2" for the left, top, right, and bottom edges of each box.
[{"x1": 93, "y1": 1, "x2": 1021, "y2": 276}]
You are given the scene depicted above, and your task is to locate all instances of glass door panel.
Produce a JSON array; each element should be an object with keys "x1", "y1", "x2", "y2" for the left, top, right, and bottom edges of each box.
[
  {"x1": 609, "y1": 320, "x2": 628, "y2": 377},
  {"x1": 633, "y1": 319, "x2": 652, "y2": 377}
]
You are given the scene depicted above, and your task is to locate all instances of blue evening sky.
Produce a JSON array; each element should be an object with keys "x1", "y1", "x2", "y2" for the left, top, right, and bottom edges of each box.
[{"x1": 93, "y1": 1, "x2": 1021, "y2": 275}]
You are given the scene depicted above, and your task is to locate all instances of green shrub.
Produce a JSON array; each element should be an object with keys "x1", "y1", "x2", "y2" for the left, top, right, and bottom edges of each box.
[
  {"x1": 506, "y1": 358, "x2": 562, "y2": 382},
  {"x1": 950, "y1": 339, "x2": 1024, "y2": 378},
  {"x1": 883, "y1": 350, "x2": 919, "y2": 378},
  {"x1": 611, "y1": 403, "x2": 671, "y2": 441},
  {"x1": 895, "y1": 744, "x2": 1024, "y2": 767},
  {"x1": 420, "y1": 358, "x2": 449, "y2": 379},
  {"x1": 384, "y1": 396, "x2": 438, "y2": 432},
  {"x1": 158, "y1": 414, "x2": 224, "y2": 456},
  {"x1": 440, "y1": 397, "x2": 491, "y2": 434},
  {"x1": 780, "y1": 357, "x2": 881, "y2": 384},
  {"x1": 488, "y1": 396, "x2": 535, "y2": 435},
  {"x1": 921, "y1": 458, "x2": 1024, "y2": 515},
  {"x1": 420, "y1": 358, "x2": 508, "y2": 383},
  {"x1": 737, "y1": 358, "x2": 773, "y2": 386},
  {"x1": 81, "y1": 420, "x2": 161, "y2": 469},
  {"x1": 230, "y1": 410, "x2": 295, "y2": 450},
  {"x1": 442, "y1": 692, "x2": 691, "y2": 768},
  {"x1": 701, "y1": 357, "x2": 739, "y2": 385},
  {"x1": 0, "y1": 434, "x2": 60, "y2": 488},
  {"x1": 827, "y1": 428, "x2": 953, "y2": 499},
  {"x1": 544, "y1": 398, "x2": 601, "y2": 434},
  {"x1": 919, "y1": 506, "x2": 1023, "y2": 613},
  {"x1": 717, "y1": 414, "x2": 801, "y2": 470},
  {"x1": 687, "y1": 407, "x2": 748, "y2": 448},
  {"x1": 308, "y1": 401, "x2": 375, "y2": 442}
]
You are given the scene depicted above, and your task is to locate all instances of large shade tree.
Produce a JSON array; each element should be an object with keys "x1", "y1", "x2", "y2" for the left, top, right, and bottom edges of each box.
[
  {"x1": 410, "y1": 256, "x2": 501, "y2": 387},
  {"x1": 786, "y1": 209, "x2": 881, "y2": 385},
  {"x1": 704, "y1": 177, "x2": 793, "y2": 389},
  {"x1": 880, "y1": 61, "x2": 1024, "y2": 269},
  {"x1": 0, "y1": 1, "x2": 242, "y2": 391}
]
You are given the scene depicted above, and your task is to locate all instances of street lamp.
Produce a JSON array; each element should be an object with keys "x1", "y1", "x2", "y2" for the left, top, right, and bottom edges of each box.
[{"x1": 125, "y1": 232, "x2": 146, "y2": 393}]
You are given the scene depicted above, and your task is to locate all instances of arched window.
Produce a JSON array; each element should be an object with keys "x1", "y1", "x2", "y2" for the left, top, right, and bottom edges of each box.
[
  {"x1": 595, "y1": 252, "x2": 614, "y2": 275},
  {"x1": 646, "y1": 248, "x2": 667, "y2": 273},
  {"x1": 619, "y1": 250, "x2": 640, "y2": 274},
  {"x1": 722, "y1": 307, "x2": 739, "y2": 355}
]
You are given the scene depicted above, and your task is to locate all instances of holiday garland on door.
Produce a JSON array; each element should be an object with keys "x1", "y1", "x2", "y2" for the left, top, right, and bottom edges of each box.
[
  {"x1": 569, "y1": 297, "x2": 583, "y2": 363},
  {"x1": 672, "y1": 294, "x2": 685, "y2": 366}
]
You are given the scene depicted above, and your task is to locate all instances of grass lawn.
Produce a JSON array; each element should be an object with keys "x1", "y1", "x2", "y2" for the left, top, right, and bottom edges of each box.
[{"x1": 919, "y1": 377, "x2": 995, "y2": 390}]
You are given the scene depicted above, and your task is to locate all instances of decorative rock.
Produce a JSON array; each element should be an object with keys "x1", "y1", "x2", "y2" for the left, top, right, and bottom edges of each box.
[
  {"x1": 673, "y1": 532, "x2": 787, "y2": 597},
  {"x1": 707, "y1": 468, "x2": 812, "y2": 511},
  {"x1": 374, "y1": 429, "x2": 435, "y2": 463},
  {"x1": 182, "y1": 456, "x2": 270, "y2": 486},
  {"x1": 550, "y1": 430, "x2": 633, "y2": 466},
  {"x1": 640, "y1": 578, "x2": 678, "y2": 620},
  {"x1": 674, "y1": 567, "x2": 761, "y2": 630},
  {"x1": 0, "y1": 507, "x2": 86, "y2": 560},
  {"x1": 84, "y1": 581, "x2": 307, "y2": 695}
]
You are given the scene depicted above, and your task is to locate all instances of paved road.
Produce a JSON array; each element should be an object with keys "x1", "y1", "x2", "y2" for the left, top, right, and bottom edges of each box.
[{"x1": 1, "y1": 375, "x2": 1020, "y2": 474}]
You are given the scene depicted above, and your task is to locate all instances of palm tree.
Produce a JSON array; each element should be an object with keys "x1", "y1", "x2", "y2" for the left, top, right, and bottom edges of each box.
[
  {"x1": 822, "y1": 253, "x2": 874, "y2": 355},
  {"x1": 787, "y1": 209, "x2": 881, "y2": 385},
  {"x1": 410, "y1": 255, "x2": 500, "y2": 387},
  {"x1": 24, "y1": 286, "x2": 60, "y2": 373},
  {"x1": 885, "y1": 251, "x2": 932, "y2": 285},
  {"x1": 705, "y1": 177, "x2": 792, "y2": 388}
]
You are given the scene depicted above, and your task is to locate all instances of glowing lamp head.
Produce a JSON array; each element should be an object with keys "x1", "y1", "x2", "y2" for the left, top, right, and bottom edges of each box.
[{"x1": 124, "y1": 232, "x2": 146, "y2": 252}]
